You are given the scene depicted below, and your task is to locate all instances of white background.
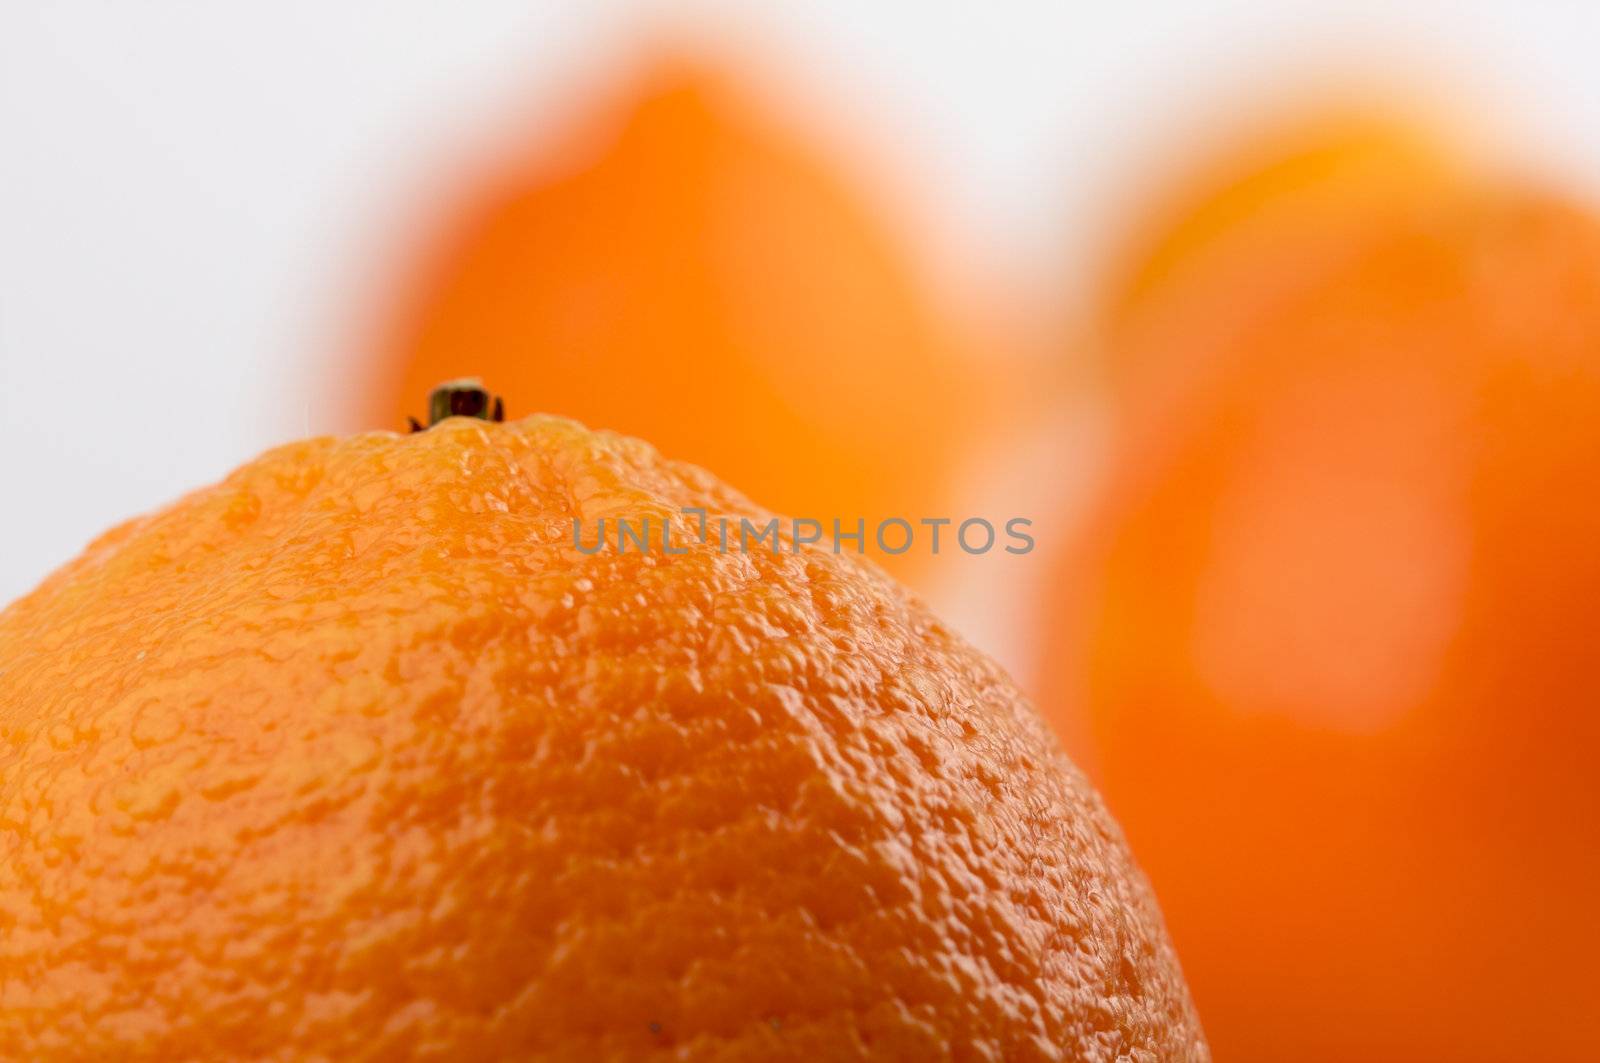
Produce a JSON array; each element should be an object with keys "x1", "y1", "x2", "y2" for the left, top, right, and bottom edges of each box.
[{"x1": 6, "y1": 1, "x2": 1600, "y2": 663}]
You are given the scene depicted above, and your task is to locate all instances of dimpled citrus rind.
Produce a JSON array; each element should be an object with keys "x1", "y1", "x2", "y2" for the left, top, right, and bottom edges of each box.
[{"x1": 0, "y1": 416, "x2": 1205, "y2": 1061}]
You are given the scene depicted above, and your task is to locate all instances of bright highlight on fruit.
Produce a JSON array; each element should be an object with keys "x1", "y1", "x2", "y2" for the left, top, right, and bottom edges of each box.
[
  {"x1": 1046, "y1": 113, "x2": 1600, "y2": 1062},
  {"x1": 0, "y1": 407, "x2": 1206, "y2": 1059}
]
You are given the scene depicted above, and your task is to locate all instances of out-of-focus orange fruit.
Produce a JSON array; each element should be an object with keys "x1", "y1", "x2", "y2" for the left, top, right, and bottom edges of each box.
[
  {"x1": 1046, "y1": 133, "x2": 1600, "y2": 1061},
  {"x1": 359, "y1": 57, "x2": 979, "y2": 573},
  {"x1": 1096, "y1": 108, "x2": 1460, "y2": 426},
  {"x1": 0, "y1": 406, "x2": 1207, "y2": 1059}
]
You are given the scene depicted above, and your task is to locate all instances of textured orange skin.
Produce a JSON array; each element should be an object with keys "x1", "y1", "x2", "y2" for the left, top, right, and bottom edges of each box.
[
  {"x1": 360, "y1": 59, "x2": 977, "y2": 573},
  {"x1": 0, "y1": 417, "x2": 1205, "y2": 1061},
  {"x1": 1045, "y1": 194, "x2": 1600, "y2": 1061}
]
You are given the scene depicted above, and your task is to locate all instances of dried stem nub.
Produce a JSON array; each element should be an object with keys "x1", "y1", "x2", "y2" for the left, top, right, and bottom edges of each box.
[{"x1": 409, "y1": 378, "x2": 506, "y2": 432}]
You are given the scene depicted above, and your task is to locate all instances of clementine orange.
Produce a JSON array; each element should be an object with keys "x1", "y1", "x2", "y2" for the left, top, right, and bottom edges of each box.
[
  {"x1": 1094, "y1": 107, "x2": 1459, "y2": 429},
  {"x1": 0, "y1": 403, "x2": 1205, "y2": 1059},
  {"x1": 1047, "y1": 177, "x2": 1600, "y2": 1060},
  {"x1": 358, "y1": 57, "x2": 979, "y2": 574}
]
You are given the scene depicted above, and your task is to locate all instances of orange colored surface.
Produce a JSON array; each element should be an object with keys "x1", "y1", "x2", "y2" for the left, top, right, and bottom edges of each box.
[
  {"x1": 1097, "y1": 110, "x2": 1459, "y2": 428},
  {"x1": 361, "y1": 58, "x2": 978, "y2": 573},
  {"x1": 0, "y1": 416, "x2": 1206, "y2": 1059},
  {"x1": 1048, "y1": 185, "x2": 1600, "y2": 1060}
]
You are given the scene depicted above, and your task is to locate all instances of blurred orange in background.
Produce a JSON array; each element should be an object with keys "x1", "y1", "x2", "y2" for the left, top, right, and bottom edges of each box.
[
  {"x1": 1094, "y1": 104, "x2": 1463, "y2": 430},
  {"x1": 1041, "y1": 112, "x2": 1600, "y2": 1061},
  {"x1": 357, "y1": 53, "x2": 986, "y2": 578}
]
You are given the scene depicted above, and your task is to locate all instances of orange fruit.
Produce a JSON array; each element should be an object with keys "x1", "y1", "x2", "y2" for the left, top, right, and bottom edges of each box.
[
  {"x1": 1095, "y1": 107, "x2": 1460, "y2": 428},
  {"x1": 1046, "y1": 163, "x2": 1600, "y2": 1060},
  {"x1": 358, "y1": 57, "x2": 978, "y2": 574},
  {"x1": 0, "y1": 407, "x2": 1206, "y2": 1059}
]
